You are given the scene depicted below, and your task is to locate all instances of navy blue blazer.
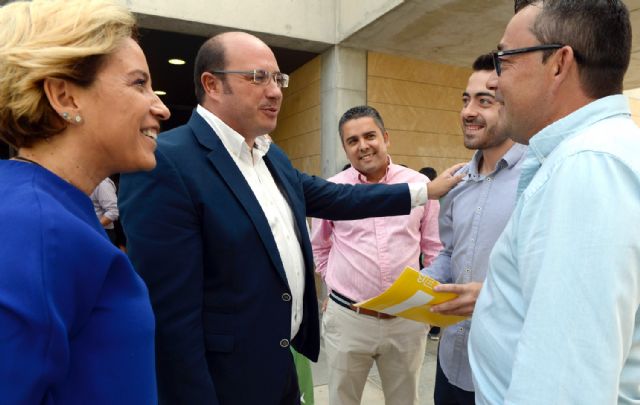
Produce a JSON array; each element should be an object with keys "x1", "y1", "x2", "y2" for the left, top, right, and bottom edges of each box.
[{"x1": 119, "y1": 111, "x2": 411, "y2": 404}]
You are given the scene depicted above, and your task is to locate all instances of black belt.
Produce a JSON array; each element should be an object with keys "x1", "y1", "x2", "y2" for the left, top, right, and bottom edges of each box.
[{"x1": 329, "y1": 291, "x2": 396, "y2": 320}]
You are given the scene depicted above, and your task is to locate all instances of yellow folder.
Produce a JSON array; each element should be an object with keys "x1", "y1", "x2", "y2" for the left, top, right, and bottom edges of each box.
[{"x1": 354, "y1": 267, "x2": 468, "y2": 327}]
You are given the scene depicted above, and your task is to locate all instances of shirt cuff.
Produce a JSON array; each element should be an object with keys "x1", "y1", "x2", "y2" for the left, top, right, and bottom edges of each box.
[
  {"x1": 104, "y1": 212, "x2": 119, "y2": 221},
  {"x1": 408, "y1": 182, "x2": 427, "y2": 208}
]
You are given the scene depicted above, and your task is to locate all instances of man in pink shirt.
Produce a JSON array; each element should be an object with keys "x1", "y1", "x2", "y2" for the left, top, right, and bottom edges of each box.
[{"x1": 311, "y1": 105, "x2": 442, "y2": 405}]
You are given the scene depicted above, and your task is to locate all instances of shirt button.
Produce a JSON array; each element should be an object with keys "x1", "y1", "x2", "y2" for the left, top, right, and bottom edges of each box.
[
  {"x1": 476, "y1": 207, "x2": 481, "y2": 212},
  {"x1": 280, "y1": 339, "x2": 290, "y2": 348},
  {"x1": 487, "y1": 177, "x2": 492, "y2": 181},
  {"x1": 282, "y1": 293, "x2": 291, "y2": 302},
  {"x1": 465, "y1": 267, "x2": 470, "y2": 272}
]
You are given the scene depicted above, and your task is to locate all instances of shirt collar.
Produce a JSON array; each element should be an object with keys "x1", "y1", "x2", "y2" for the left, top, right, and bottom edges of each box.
[
  {"x1": 528, "y1": 94, "x2": 630, "y2": 164},
  {"x1": 196, "y1": 104, "x2": 272, "y2": 159},
  {"x1": 354, "y1": 156, "x2": 393, "y2": 184},
  {"x1": 501, "y1": 143, "x2": 528, "y2": 168},
  {"x1": 467, "y1": 143, "x2": 527, "y2": 177}
]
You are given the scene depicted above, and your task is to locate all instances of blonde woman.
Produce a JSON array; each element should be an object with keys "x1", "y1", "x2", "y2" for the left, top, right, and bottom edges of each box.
[{"x1": 0, "y1": 0, "x2": 169, "y2": 403}]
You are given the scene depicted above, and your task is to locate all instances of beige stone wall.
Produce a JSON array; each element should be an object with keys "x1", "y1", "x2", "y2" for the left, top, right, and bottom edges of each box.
[
  {"x1": 270, "y1": 56, "x2": 322, "y2": 176},
  {"x1": 367, "y1": 52, "x2": 474, "y2": 174},
  {"x1": 627, "y1": 96, "x2": 640, "y2": 127}
]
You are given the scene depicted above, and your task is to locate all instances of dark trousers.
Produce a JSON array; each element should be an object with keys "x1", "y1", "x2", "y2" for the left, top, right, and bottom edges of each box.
[
  {"x1": 281, "y1": 354, "x2": 301, "y2": 405},
  {"x1": 105, "y1": 228, "x2": 118, "y2": 246},
  {"x1": 434, "y1": 355, "x2": 475, "y2": 405}
]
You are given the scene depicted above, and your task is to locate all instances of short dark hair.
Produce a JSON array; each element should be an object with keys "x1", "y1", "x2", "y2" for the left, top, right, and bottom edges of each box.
[
  {"x1": 338, "y1": 105, "x2": 385, "y2": 139},
  {"x1": 514, "y1": 0, "x2": 530, "y2": 12},
  {"x1": 472, "y1": 54, "x2": 494, "y2": 72},
  {"x1": 193, "y1": 35, "x2": 227, "y2": 103},
  {"x1": 514, "y1": 0, "x2": 630, "y2": 99},
  {"x1": 419, "y1": 167, "x2": 437, "y2": 181}
]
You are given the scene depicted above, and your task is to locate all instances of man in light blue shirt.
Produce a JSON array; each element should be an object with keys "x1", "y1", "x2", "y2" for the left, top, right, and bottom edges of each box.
[
  {"x1": 423, "y1": 54, "x2": 526, "y2": 405},
  {"x1": 469, "y1": 1, "x2": 640, "y2": 404}
]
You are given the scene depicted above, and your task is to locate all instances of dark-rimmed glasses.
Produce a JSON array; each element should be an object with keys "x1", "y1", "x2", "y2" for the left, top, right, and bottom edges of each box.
[
  {"x1": 492, "y1": 44, "x2": 564, "y2": 76},
  {"x1": 211, "y1": 69, "x2": 289, "y2": 88}
]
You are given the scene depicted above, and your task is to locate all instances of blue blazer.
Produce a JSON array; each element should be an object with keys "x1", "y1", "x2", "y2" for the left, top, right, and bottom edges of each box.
[{"x1": 119, "y1": 111, "x2": 411, "y2": 404}]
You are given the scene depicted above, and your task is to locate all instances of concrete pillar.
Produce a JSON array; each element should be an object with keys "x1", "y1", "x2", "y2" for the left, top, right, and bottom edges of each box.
[{"x1": 320, "y1": 46, "x2": 367, "y2": 179}]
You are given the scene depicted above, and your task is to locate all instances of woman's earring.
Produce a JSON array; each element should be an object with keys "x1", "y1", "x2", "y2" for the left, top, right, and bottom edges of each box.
[{"x1": 60, "y1": 112, "x2": 82, "y2": 124}]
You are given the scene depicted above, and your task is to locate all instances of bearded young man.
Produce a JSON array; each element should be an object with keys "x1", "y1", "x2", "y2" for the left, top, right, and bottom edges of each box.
[{"x1": 422, "y1": 54, "x2": 526, "y2": 405}]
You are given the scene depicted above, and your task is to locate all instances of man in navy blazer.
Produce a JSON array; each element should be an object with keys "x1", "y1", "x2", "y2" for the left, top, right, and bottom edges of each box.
[{"x1": 119, "y1": 31, "x2": 462, "y2": 405}]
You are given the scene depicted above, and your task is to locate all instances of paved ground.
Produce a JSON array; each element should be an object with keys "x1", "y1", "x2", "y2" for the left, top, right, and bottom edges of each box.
[{"x1": 311, "y1": 335, "x2": 439, "y2": 405}]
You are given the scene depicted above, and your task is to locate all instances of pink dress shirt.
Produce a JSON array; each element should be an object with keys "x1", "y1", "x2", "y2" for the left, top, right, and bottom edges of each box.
[{"x1": 311, "y1": 163, "x2": 442, "y2": 302}]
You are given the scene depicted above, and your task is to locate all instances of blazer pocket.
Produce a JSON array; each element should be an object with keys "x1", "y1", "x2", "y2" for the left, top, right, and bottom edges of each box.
[{"x1": 205, "y1": 334, "x2": 234, "y2": 353}]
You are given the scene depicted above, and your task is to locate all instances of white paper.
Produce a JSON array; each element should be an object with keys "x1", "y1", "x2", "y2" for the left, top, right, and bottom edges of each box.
[{"x1": 382, "y1": 290, "x2": 434, "y2": 314}]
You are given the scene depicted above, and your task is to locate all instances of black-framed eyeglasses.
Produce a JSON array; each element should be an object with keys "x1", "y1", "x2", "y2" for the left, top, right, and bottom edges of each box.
[
  {"x1": 491, "y1": 44, "x2": 564, "y2": 76},
  {"x1": 211, "y1": 69, "x2": 290, "y2": 88}
]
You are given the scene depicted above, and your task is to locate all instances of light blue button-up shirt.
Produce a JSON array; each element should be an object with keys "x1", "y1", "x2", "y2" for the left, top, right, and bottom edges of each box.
[
  {"x1": 423, "y1": 143, "x2": 526, "y2": 392},
  {"x1": 469, "y1": 95, "x2": 640, "y2": 404}
]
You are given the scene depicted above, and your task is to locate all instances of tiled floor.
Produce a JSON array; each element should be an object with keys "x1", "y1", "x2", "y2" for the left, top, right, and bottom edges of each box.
[{"x1": 310, "y1": 336, "x2": 439, "y2": 405}]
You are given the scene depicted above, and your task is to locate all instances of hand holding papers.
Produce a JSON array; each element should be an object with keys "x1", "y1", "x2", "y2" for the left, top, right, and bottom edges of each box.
[
  {"x1": 354, "y1": 267, "x2": 468, "y2": 327},
  {"x1": 430, "y1": 281, "x2": 483, "y2": 317}
]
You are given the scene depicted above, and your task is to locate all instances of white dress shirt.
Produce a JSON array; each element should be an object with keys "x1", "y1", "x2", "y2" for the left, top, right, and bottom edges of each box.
[
  {"x1": 90, "y1": 177, "x2": 118, "y2": 230},
  {"x1": 197, "y1": 105, "x2": 305, "y2": 339}
]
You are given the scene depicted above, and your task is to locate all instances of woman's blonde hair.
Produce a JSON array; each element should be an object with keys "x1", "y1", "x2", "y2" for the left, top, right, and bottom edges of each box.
[{"x1": 0, "y1": 0, "x2": 136, "y2": 147}]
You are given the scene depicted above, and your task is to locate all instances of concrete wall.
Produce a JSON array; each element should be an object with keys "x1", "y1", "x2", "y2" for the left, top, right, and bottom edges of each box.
[
  {"x1": 270, "y1": 56, "x2": 322, "y2": 176},
  {"x1": 338, "y1": 0, "x2": 404, "y2": 40},
  {"x1": 367, "y1": 52, "x2": 474, "y2": 174},
  {"x1": 125, "y1": 0, "x2": 336, "y2": 47},
  {"x1": 320, "y1": 46, "x2": 367, "y2": 178},
  {"x1": 127, "y1": 0, "x2": 408, "y2": 52}
]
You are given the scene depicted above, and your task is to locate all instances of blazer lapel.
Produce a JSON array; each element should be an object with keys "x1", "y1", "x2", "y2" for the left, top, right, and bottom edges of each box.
[
  {"x1": 187, "y1": 111, "x2": 289, "y2": 285},
  {"x1": 263, "y1": 154, "x2": 308, "y2": 248}
]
